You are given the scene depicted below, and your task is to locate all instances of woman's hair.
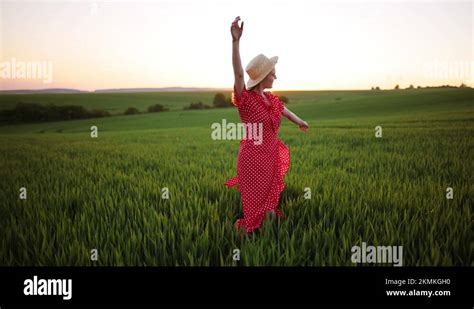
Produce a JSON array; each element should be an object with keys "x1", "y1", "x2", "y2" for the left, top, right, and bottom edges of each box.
[{"x1": 249, "y1": 70, "x2": 273, "y2": 91}]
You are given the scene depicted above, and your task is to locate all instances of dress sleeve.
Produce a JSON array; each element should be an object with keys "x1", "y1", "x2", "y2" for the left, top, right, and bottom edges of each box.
[
  {"x1": 270, "y1": 93, "x2": 285, "y2": 114},
  {"x1": 279, "y1": 97, "x2": 285, "y2": 114},
  {"x1": 231, "y1": 84, "x2": 249, "y2": 108}
]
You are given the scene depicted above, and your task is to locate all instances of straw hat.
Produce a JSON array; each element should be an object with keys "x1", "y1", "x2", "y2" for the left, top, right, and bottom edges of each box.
[{"x1": 245, "y1": 54, "x2": 278, "y2": 89}]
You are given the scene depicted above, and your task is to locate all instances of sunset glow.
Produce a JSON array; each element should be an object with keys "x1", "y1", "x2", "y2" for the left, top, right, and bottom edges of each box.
[{"x1": 0, "y1": 0, "x2": 472, "y2": 91}]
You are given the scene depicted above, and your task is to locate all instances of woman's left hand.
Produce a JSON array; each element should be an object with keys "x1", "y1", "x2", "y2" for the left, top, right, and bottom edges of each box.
[{"x1": 299, "y1": 120, "x2": 309, "y2": 132}]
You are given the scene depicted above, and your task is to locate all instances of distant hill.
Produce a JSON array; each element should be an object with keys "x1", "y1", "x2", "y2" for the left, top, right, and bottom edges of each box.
[
  {"x1": 0, "y1": 88, "x2": 87, "y2": 94},
  {"x1": 94, "y1": 87, "x2": 232, "y2": 93},
  {"x1": 0, "y1": 87, "x2": 232, "y2": 94}
]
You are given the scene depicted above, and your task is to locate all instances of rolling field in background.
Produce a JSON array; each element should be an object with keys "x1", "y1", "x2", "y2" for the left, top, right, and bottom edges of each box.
[{"x1": 0, "y1": 88, "x2": 472, "y2": 266}]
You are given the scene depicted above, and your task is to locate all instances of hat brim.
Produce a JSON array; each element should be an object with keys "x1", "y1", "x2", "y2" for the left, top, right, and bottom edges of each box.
[{"x1": 246, "y1": 56, "x2": 278, "y2": 89}]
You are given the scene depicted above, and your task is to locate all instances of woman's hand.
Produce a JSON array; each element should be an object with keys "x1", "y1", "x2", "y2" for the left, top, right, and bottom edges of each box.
[
  {"x1": 231, "y1": 16, "x2": 244, "y2": 42},
  {"x1": 298, "y1": 120, "x2": 309, "y2": 132}
]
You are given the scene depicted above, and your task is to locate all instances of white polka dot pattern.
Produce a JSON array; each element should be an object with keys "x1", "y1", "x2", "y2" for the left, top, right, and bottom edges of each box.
[{"x1": 225, "y1": 85, "x2": 290, "y2": 234}]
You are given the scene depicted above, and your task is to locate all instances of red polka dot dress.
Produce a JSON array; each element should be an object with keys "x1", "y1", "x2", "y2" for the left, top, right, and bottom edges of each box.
[{"x1": 224, "y1": 85, "x2": 290, "y2": 234}]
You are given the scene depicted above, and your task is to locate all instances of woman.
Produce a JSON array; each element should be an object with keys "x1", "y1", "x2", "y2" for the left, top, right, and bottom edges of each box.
[{"x1": 225, "y1": 16, "x2": 309, "y2": 234}]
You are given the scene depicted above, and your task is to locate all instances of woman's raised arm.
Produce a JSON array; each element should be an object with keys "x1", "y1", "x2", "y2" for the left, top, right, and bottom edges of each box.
[{"x1": 231, "y1": 16, "x2": 244, "y2": 98}]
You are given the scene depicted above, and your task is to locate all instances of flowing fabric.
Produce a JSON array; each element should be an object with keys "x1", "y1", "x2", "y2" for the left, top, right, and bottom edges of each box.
[{"x1": 224, "y1": 85, "x2": 290, "y2": 233}]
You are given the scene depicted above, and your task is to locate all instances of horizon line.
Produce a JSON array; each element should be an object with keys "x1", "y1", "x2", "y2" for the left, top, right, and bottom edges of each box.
[{"x1": 1, "y1": 84, "x2": 471, "y2": 93}]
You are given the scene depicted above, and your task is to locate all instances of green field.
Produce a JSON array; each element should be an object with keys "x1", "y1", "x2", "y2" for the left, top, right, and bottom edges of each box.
[{"x1": 0, "y1": 88, "x2": 472, "y2": 266}]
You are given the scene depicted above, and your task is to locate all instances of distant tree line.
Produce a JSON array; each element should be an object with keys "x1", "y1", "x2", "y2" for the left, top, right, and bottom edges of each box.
[
  {"x1": 123, "y1": 104, "x2": 169, "y2": 115},
  {"x1": 147, "y1": 104, "x2": 169, "y2": 113},
  {"x1": 184, "y1": 102, "x2": 212, "y2": 110},
  {"x1": 372, "y1": 83, "x2": 470, "y2": 90},
  {"x1": 0, "y1": 102, "x2": 111, "y2": 123},
  {"x1": 183, "y1": 93, "x2": 290, "y2": 110},
  {"x1": 0, "y1": 92, "x2": 292, "y2": 123}
]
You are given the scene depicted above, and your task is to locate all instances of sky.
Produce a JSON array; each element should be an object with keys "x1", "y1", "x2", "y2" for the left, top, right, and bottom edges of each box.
[{"x1": 0, "y1": 0, "x2": 472, "y2": 91}]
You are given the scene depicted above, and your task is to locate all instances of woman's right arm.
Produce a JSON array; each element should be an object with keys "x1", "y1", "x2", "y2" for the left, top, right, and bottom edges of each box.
[{"x1": 231, "y1": 16, "x2": 244, "y2": 98}]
